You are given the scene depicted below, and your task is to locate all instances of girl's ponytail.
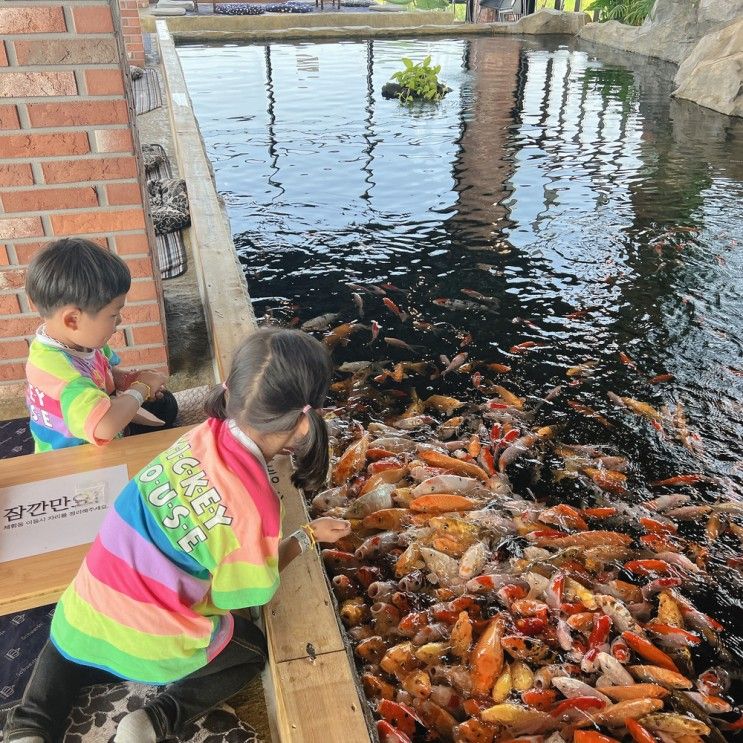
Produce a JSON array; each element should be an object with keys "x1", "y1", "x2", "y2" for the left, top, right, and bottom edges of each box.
[
  {"x1": 204, "y1": 384, "x2": 228, "y2": 420},
  {"x1": 291, "y1": 407, "x2": 329, "y2": 492}
]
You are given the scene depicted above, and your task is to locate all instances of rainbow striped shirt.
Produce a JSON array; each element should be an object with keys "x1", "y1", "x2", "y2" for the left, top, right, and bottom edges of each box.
[
  {"x1": 25, "y1": 327, "x2": 119, "y2": 452},
  {"x1": 50, "y1": 418, "x2": 282, "y2": 684}
]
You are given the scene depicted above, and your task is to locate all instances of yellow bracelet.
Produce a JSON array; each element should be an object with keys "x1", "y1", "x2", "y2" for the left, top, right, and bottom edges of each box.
[
  {"x1": 130, "y1": 381, "x2": 151, "y2": 400},
  {"x1": 301, "y1": 523, "x2": 317, "y2": 549}
]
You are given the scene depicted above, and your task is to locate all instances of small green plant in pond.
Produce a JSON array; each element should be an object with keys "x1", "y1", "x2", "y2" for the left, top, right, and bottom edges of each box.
[
  {"x1": 391, "y1": 56, "x2": 445, "y2": 104},
  {"x1": 585, "y1": 0, "x2": 653, "y2": 25}
]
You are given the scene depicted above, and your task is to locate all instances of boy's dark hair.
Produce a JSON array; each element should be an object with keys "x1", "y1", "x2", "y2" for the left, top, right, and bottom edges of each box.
[
  {"x1": 25, "y1": 238, "x2": 131, "y2": 317},
  {"x1": 205, "y1": 328, "x2": 333, "y2": 492}
]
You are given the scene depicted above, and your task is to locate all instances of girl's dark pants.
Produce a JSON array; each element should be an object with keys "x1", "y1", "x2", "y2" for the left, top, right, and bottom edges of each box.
[{"x1": 4, "y1": 614, "x2": 267, "y2": 743}]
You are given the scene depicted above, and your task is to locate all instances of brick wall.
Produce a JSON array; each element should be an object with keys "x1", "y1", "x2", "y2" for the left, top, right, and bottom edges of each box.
[
  {"x1": 0, "y1": 1, "x2": 167, "y2": 388},
  {"x1": 119, "y1": 0, "x2": 145, "y2": 66}
]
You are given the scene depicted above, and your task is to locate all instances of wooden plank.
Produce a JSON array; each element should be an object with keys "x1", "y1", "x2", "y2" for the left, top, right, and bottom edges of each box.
[
  {"x1": 274, "y1": 651, "x2": 371, "y2": 743},
  {"x1": 264, "y1": 455, "x2": 346, "y2": 662},
  {"x1": 0, "y1": 426, "x2": 190, "y2": 615}
]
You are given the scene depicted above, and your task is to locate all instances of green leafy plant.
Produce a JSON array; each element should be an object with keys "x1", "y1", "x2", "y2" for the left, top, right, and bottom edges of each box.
[
  {"x1": 391, "y1": 56, "x2": 445, "y2": 104},
  {"x1": 586, "y1": 0, "x2": 654, "y2": 25}
]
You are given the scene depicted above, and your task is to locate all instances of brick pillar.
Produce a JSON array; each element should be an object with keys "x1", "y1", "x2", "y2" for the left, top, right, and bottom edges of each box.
[
  {"x1": 119, "y1": 0, "x2": 146, "y2": 67},
  {"x1": 0, "y1": 1, "x2": 168, "y2": 387}
]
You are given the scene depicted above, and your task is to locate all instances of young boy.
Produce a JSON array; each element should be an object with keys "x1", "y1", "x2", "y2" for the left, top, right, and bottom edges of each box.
[{"x1": 24, "y1": 238, "x2": 171, "y2": 451}]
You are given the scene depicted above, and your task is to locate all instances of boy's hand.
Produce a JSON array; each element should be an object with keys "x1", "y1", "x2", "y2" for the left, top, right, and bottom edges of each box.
[
  {"x1": 113, "y1": 367, "x2": 139, "y2": 391},
  {"x1": 309, "y1": 517, "x2": 351, "y2": 544},
  {"x1": 132, "y1": 370, "x2": 168, "y2": 400}
]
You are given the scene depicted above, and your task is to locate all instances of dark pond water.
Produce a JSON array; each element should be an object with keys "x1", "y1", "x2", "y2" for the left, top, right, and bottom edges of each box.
[{"x1": 180, "y1": 35, "x2": 743, "y2": 687}]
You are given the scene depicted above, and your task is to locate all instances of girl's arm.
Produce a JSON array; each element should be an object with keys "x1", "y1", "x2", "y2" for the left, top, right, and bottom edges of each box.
[{"x1": 278, "y1": 517, "x2": 351, "y2": 572}]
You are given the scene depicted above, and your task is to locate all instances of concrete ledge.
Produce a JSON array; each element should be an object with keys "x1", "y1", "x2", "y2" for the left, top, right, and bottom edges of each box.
[
  {"x1": 169, "y1": 21, "x2": 493, "y2": 41},
  {"x1": 156, "y1": 20, "x2": 256, "y2": 380},
  {"x1": 143, "y1": 8, "x2": 588, "y2": 41},
  {"x1": 142, "y1": 9, "x2": 457, "y2": 33}
]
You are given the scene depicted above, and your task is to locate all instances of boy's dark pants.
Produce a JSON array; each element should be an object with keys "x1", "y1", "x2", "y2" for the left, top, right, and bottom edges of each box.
[{"x1": 4, "y1": 614, "x2": 267, "y2": 743}]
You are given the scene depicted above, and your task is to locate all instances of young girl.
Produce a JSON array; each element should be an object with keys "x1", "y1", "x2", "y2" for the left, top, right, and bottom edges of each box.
[{"x1": 5, "y1": 328, "x2": 351, "y2": 743}]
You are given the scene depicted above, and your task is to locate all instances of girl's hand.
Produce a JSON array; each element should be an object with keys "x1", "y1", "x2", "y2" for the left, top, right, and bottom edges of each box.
[{"x1": 309, "y1": 517, "x2": 351, "y2": 544}]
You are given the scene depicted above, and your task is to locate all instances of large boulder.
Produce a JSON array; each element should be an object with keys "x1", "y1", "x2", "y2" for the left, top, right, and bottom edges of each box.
[
  {"x1": 673, "y1": 18, "x2": 743, "y2": 117},
  {"x1": 508, "y1": 8, "x2": 588, "y2": 35},
  {"x1": 579, "y1": 0, "x2": 743, "y2": 64}
]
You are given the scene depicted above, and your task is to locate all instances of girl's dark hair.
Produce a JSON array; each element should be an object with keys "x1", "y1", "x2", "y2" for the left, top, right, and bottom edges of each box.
[
  {"x1": 205, "y1": 328, "x2": 333, "y2": 492},
  {"x1": 26, "y1": 238, "x2": 131, "y2": 317}
]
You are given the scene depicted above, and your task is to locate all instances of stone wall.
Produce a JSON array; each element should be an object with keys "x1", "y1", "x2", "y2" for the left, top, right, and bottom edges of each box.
[
  {"x1": 0, "y1": 1, "x2": 167, "y2": 390},
  {"x1": 579, "y1": 0, "x2": 743, "y2": 65}
]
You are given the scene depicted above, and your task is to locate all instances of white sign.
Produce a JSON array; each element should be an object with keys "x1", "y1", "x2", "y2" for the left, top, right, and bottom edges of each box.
[{"x1": 0, "y1": 465, "x2": 130, "y2": 563}]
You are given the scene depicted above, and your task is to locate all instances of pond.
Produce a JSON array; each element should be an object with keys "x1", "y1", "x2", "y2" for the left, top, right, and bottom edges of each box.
[{"x1": 180, "y1": 34, "x2": 743, "y2": 712}]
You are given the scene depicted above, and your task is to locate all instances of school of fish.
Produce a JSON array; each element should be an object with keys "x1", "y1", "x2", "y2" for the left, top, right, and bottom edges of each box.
[{"x1": 288, "y1": 281, "x2": 743, "y2": 743}]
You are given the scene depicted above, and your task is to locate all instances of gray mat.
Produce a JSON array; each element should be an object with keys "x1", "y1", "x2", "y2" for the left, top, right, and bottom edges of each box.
[{"x1": 133, "y1": 68, "x2": 163, "y2": 114}]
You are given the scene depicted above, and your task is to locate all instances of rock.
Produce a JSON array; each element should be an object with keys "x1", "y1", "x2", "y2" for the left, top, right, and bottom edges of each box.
[
  {"x1": 673, "y1": 18, "x2": 743, "y2": 118},
  {"x1": 508, "y1": 8, "x2": 588, "y2": 35},
  {"x1": 579, "y1": 0, "x2": 743, "y2": 65},
  {"x1": 381, "y1": 81, "x2": 451, "y2": 100}
]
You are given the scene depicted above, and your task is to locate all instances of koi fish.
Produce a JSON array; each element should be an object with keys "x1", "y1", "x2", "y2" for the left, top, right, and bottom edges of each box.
[
  {"x1": 383, "y1": 297, "x2": 408, "y2": 322},
  {"x1": 650, "y1": 474, "x2": 711, "y2": 487},
  {"x1": 608, "y1": 393, "x2": 664, "y2": 422},
  {"x1": 509, "y1": 341, "x2": 543, "y2": 354},
  {"x1": 460, "y1": 288, "x2": 500, "y2": 306},
  {"x1": 384, "y1": 337, "x2": 425, "y2": 353},
  {"x1": 433, "y1": 297, "x2": 494, "y2": 314},
  {"x1": 324, "y1": 322, "x2": 366, "y2": 349},
  {"x1": 442, "y1": 352, "x2": 469, "y2": 376},
  {"x1": 351, "y1": 292, "x2": 364, "y2": 318},
  {"x1": 367, "y1": 320, "x2": 381, "y2": 344},
  {"x1": 301, "y1": 312, "x2": 340, "y2": 331}
]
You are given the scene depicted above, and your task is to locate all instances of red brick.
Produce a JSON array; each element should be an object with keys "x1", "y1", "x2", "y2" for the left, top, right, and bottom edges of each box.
[
  {"x1": 42, "y1": 157, "x2": 137, "y2": 184},
  {"x1": 0, "y1": 72, "x2": 77, "y2": 98},
  {"x1": 0, "y1": 164, "x2": 33, "y2": 187},
  {"x1": 0, "y1": 7, "x2": 66, "y2": 34},
  {"x1": 27, "y1": 100, "x2": 129, "y2": 128},
  {"x1": 131, "y1": 324, "x2": 165, "y2": 345},
  {"x1": 13, "y1": 242, "x2": 45, "y2": 266},
  {"x1": 51, "y1": 209, "x2": 145, "y2": 236},
  {"x1": 0, "y1": 362, "x2": 25, "y2": 382},
  {"x1": 93, "y1": 129, "x2": 133, "y2": 154},
  {"x1": 0, "y1": 314, "x2": 39, "y2": 338},
  {"x1": 0, "y1": 337, "x2": 28, "y2": 357},
  {"x1": 124, "y1": 256, "x2": 153, "y2": 279},
  {"x1": 115, "y1": 346, "x2": 167, "y2": 367},
  {"x1": 114, "y1": 233, "x2": 149, "y2": 255},
  {"x1": 0, "y1": 42, "x2": 7, "y2": 67},
  {"x1": 84, "y1": 69, "x2": 124, "y2": 96},
  {"x1": 108, "y1": 330, "x2": 126, "y2": 348},
  {"x1": 14, "y1": 38, "x2": 118, "y2": 66},
  {"x1": 72, "y1": 6, "x2": 114, "y2": 33},
  {"x1": 0, "y1": 268, "x2": 25, "y2": 290},
  {"x1": 0, "y1": 132, "x2": 89, "y2": 159},
  {"x1": 0, "y1": 294, "x2": 21, "y2": 315},
  {"x1": 2, "y1": 186, "x2": 98, "y2": 214},
  {"x1": 0, "y1": 217, "x2": 43, "y2": 241},
  {"x1": 127, "y1": 279, "x2": 157, "y2": 302},
  {"x1": 0, "y1": 246, "x2": 9, "y2": 266},
  {"x1": 106, "y1": 183, "x2": 141, "y2": 206},
  {"x1": 121, "y1": 302, "x2": 160, "y2": 324},
  {"x1": 0, "y1": 105, "x2": 19, "y2": 130}
]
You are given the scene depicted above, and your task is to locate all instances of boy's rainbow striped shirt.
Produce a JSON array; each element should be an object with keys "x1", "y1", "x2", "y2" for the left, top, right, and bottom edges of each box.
[
  {"x1": 25, "y1": 327, "x2": 119, "y2": 452},
  {"x1": 50, "y1": 418, "x2": 281, "y2": 684}
]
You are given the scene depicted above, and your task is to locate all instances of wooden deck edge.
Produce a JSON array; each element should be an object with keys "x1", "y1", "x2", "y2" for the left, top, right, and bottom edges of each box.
[{"x1": 265, "y1": 455, "x2": 372, "y2": 742}]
